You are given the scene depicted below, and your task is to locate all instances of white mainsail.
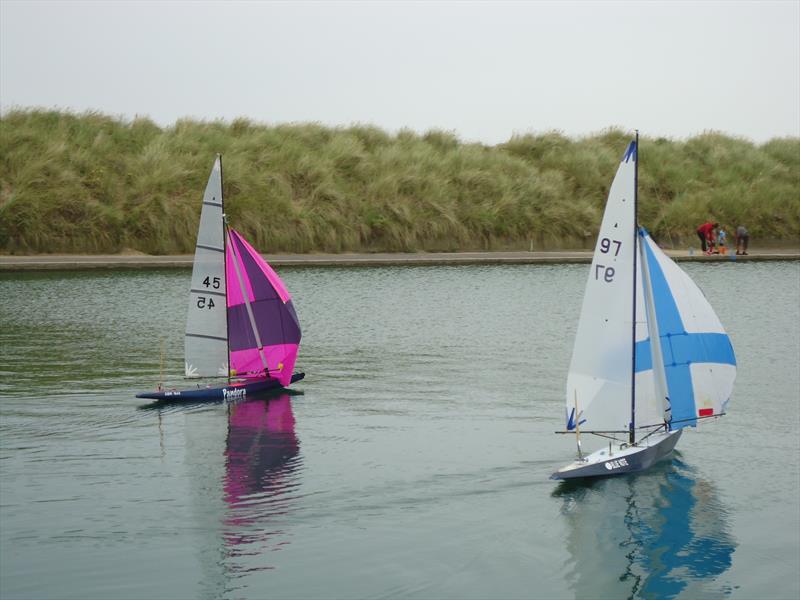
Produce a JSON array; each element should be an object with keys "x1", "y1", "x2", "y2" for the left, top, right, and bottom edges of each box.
[
  {"x1": 184, "y1": 156, "x2": 229, "y2": 377},
  {"x1": 566, "y1": 142, "x2": 639, "y2": 432}
]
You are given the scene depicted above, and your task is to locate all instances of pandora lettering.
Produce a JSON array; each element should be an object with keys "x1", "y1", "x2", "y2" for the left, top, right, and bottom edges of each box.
[{"x1": 223, "y1": 388, "x2": 246, "y2": 400}]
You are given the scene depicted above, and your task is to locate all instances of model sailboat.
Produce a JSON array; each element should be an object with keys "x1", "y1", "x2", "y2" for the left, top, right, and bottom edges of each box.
[
  {"x1": 137, "y1": 156, "x2": 304, "y2": 401},
  {"x1": 551, "y1": 135, "x2": 736, "y2": 479}
]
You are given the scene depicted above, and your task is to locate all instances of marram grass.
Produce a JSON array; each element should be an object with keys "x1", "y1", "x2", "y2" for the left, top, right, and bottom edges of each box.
[{"x1": 0, "y1": 109, "x2": 797, "y2": 254}]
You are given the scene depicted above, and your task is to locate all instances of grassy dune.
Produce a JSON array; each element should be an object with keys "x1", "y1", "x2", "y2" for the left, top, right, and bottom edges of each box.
[{"x1": 0, "y1": 109, "x2": 797, "y2": 254}]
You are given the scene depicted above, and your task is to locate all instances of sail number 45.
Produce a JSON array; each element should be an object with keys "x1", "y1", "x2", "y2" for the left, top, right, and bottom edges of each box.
[
  {"x1": 202, "y1": 276, "x2": 221, "y2": 289},
  {"x1": 197, "y1": 276, "x2": 221, "y2": 308},
  {"x1": 196, "y1": 296, "x2": 216, "y2": 309}
]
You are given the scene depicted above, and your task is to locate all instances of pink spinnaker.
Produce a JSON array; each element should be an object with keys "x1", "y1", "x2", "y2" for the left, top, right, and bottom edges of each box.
[{"x1": 225, "y1": 229, "x2": 301, "y2": 387}]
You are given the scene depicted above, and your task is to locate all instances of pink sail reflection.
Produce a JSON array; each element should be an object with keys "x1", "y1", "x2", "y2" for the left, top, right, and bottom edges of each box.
[{"x1": 223, "y1": 394, "x2": 299, "y2": 505}]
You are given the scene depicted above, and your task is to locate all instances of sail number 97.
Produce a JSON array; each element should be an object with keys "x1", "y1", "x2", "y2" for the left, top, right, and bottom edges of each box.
[
  {"x1": 599, "y1": 238, "x2": 622, "y2": 256},
  {"x1": 595, "y1": 265, "x2": 615, "y2": 282}
]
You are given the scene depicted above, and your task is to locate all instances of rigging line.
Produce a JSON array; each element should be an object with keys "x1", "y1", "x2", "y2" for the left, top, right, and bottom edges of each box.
[
  {"x1": 637, "y1": 423, "x2": 668, "y2": 444},
  {"x1": 670, "y1": 412, "x2": 725, "y2": 426},
  {"x1": 555, "y1": 429, "x2": 629, "y2": 434},
  {"x1": 630, "y1": 411, "x2": 724, "y2": 430},
  {"x1": 587, "y1": 432, "x2": 626, "y2": 442},
  {"x1": 629, "y1": 130, "x2": 640, "y2": 445},
  {"x1": 220, "y1": 154, "x2": 231, "y2": 384}
]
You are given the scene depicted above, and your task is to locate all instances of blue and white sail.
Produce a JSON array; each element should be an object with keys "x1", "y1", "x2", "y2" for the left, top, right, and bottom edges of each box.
[
  {"x1": 565, "y1": 140, "x2": 736, "y2": 434},
  {"x1": 554, "y1": 136, "x2": 735, "y2": 480},
  {"x1": 635, "y1": 230, "x2": 736, "y2": 428}
]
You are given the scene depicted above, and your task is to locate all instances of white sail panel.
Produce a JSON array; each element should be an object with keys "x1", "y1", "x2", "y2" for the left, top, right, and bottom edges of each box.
[
  {"x1": 566, "y1": 142, "x2": 637, "y2": 432},
  {"x1": 689, "y1": 363, "x2": 736, "y2": 416},
  {"x1": 633, "y1": 242, "x2": 668, "y2": 429},
  {"x1": 646, "y1": 237, "x2": 726, "y2": 335},
  {"x1": 640, "y1": 234, "x2": 736, "y2": 426},
  {"x1": 185, "y1": 157, "x2": 228, "y2": 377},
  {"x1": 635, "y1": 231, "x2": 671, "y2": 427}
]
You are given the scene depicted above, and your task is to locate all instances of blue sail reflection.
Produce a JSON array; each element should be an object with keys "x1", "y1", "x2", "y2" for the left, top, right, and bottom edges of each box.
[
  {"x1": 222, "y1": 393, "x2": 301, "y2": 566},
  {"x1": 556, "y1": 457, "x2": 736, "y2": 599}
]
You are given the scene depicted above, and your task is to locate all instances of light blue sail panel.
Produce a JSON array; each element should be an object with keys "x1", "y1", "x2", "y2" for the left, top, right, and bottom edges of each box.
[
  {"x1": 636, "y1": 333, "x2": 735, "y2": 373},
  {"x1": 635, "y1": 232, "x2": 736, "y2": 429}
]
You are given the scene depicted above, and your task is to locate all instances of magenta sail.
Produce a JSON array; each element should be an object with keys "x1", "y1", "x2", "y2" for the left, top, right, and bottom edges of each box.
[{"x1": 225, "y1": 229, "x2": 301, "y2": 387}]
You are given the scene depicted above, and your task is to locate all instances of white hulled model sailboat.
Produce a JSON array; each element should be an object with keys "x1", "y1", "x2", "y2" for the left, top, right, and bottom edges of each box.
[{"x1": 551, "y1": 134, "x2": 736, "y2": 480}]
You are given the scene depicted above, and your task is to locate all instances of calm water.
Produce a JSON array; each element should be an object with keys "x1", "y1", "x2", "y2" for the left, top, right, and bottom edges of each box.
[{"x1": 1, "y1": 262, "x2": 798, "y2": 599}]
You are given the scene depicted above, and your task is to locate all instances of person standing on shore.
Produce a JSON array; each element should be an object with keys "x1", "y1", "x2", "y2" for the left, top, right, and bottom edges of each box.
[
  {"x1": 696, "y1": 221, "x2": 718, "y2": 254},
  {"x1": 735, "y1": 225, "x2": 749, "y2": 255},
  {"x1": 717, "y1": 227, "x2": 728, "y2": 254}
]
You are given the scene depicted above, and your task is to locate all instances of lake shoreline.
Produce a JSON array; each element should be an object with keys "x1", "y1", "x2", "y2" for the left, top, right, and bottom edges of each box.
[{"x1": 1, "y1": 249, "x2": 798, "y2": 271}]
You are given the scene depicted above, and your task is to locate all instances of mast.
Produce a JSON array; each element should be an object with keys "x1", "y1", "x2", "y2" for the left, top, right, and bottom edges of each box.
[
  {"x1": 629, "y1": 130, "x2": 639, "y2": 445},
  {"x1": 220, "y1": 154, "x2": 231, "y2": 382}
]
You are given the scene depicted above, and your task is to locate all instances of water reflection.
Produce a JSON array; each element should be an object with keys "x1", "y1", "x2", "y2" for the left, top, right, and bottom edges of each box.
[
  {"x1": 222, "y1": 393, "x2": 302, "y2": 570},
  {"x1": 555, "y1": 456, "x2": 735, "y2": 599},
  {"x1": 142, "y1": 391, "x2": 302, "y2": 590}
]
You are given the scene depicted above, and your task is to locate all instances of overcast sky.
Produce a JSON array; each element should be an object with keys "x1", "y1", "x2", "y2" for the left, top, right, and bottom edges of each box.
[{"x1": 1, "y1": 0, "x2": 798, "y2": 145}]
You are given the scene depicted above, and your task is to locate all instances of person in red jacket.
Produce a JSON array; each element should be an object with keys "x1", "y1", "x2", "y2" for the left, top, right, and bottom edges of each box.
[{"x1": 696, "y1": 222, "x2": 718, "y2": 254}]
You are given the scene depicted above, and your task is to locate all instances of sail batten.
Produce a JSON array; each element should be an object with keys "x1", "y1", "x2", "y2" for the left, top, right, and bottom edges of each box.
[
  {"x1": 186, "y1": 333, "x2": 227, "y2": 341},
  {"x1": 196, "y1": 244, "x2": 224, "y2": 253},
  {"x1": 189, "y1": 288, "x2": 226, "y2": 297}
]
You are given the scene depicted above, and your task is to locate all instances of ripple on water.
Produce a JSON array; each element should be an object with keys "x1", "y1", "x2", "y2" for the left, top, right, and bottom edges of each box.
[{"x1": 1, "y1": 263, "x2": 798, "y2": 599}]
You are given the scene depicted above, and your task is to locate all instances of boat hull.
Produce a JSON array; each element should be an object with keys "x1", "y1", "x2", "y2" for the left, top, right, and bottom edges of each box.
[
  {"x1": 551, "y1": 429, "x2": 682, "y2": 480},
  {"x1": 136, "y1": 372, "x2": 305, "y2": 401}
]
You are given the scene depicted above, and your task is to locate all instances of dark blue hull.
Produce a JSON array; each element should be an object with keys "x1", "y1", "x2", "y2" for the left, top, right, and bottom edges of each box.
[
  {"x1": 551, "y1": 429, "x2": 682, "y2": 480},
  {"x1": 136, "y1": 372, "x2": 304, "y2": 401}
]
